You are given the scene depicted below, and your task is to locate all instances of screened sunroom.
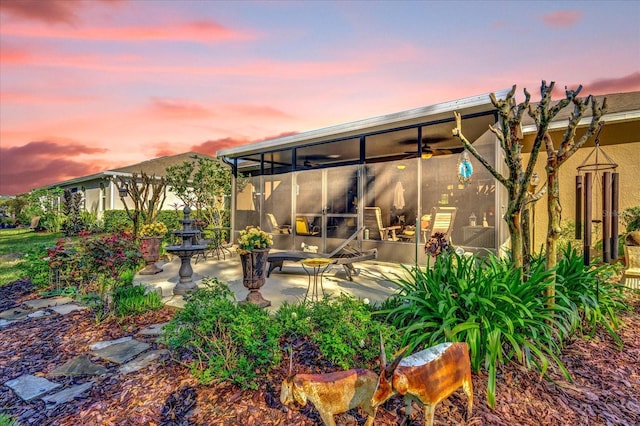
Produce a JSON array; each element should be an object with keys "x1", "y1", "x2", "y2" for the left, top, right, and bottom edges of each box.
[{"x1": 218, "y1": 90, "x2": 511, "y2": 265}]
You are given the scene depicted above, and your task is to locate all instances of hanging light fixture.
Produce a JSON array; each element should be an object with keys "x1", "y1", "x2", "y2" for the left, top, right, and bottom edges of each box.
[{"x1": 118, "y1": 183, "x2": 129, "y2": 198}]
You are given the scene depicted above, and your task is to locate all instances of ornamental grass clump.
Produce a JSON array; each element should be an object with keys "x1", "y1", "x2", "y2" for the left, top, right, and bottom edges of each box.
[
  {"x1": 236, "y1": 226, "x2": 272, "y2": 255},
  {"x1": 139, "y1": 222, "x2": 168, "y2": 237},
  {"x1": 381, "y1": 251, "x2": 567, "y2": 408}
]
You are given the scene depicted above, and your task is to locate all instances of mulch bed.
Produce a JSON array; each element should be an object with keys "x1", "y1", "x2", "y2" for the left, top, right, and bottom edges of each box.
[{"x1": 1, "y1": 279, "x2": 638, "y2": 425}]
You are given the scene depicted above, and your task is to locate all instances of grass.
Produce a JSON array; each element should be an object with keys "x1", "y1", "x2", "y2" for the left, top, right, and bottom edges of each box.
[{"x1": 0, "y1": 228, "x2": 63, "y2": 287}]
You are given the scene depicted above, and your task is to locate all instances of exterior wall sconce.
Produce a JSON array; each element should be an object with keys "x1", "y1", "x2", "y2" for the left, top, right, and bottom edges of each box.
[{"x1": 118, "y1": 183, "x2": 129, "y2": 198}]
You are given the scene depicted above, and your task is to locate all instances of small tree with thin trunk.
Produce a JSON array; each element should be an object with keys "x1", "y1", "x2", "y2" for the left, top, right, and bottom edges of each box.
[
  {"x1": 540, "y1": 90, "x2": 606, "y2": 303},
  {"x1": 453, "y1": 81, "x2": 606, "y2": 290},
  {"x1": 116, "y1": 172, "x2": 167, "y2": 237}
]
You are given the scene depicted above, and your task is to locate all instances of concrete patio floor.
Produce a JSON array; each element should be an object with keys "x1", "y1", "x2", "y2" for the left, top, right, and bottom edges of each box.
[{"x1": 134, "y1": 251, "x2": 411, "y2": 311}]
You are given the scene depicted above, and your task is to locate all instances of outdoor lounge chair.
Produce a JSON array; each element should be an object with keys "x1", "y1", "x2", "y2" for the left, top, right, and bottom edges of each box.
[
  {"x1": 364, "y1": 207, "x2": 401, "y2": 241},
  {"x1": 425, "y1": 206, "x2": 457, "y2": 242},
  {"x1": 266, "y1": 213, "x2": 291, "y2": 234},
  {"x1": 295, "y1": 216, "x2": 320, "y2": 236},
  {"x1": 266, "y1": 227, "x2": 377, "y2": 281}
]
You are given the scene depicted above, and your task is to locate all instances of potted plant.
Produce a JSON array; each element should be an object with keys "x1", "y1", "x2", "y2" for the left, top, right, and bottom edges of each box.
[
  {"x1": 237, "y1": 226, "x2": 273, "y2": 307},
  {"x1": 621, "y1": 207, "x2": 640, "y2": 289},
  {"x1": 139, "y1": 222, "x2": 168, "y2": 275}
]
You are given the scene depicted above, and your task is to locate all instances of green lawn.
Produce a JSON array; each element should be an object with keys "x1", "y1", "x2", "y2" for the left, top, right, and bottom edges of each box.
[{"x1": 0, "y1": 228, "x2": 63, "y2": 287}]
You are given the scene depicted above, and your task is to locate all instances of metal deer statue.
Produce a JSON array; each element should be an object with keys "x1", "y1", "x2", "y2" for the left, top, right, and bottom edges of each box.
[
  {"x1": 279, "y1": 348, "x2": 380, "y2": 426},
  {"x1": 371, "y1": 341, "x2": 474, "y2": 426}
]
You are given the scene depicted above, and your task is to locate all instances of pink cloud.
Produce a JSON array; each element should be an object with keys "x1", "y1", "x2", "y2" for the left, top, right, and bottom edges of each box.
[
  {"x1": 0, "y1": 0, "x2": 123, "y2": 24},
  {"x1": 542, "y1": 10, "x2": 582, "y2": 28},
  {"x1": 585, "y1": 72, "x2": 640, "y2": 94},
  {"x1": 150, "y1": 99, "x2": 215, "y2": 120},
  {"x1": 188, "y1": 131, "x2": 300, "y2": 157},
  {"x1": 0, "y1": 140, "x2": 108, "y2": 195},
  {"x1": 0, "y1": 0, "x2": 78, "y2": 24},
  {"x1": 2, "y1": 20, "x2": 252, "y2": 44},
  {"x1": 190, "y1": 138, "x2": 254, "y2": 156},
  {"x1": 1, "y1": 90, "x2": 94, "y2": 105}
]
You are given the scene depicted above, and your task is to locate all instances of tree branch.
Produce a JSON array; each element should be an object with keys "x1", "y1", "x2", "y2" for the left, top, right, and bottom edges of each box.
[{"x1": 452, "y1": 111, "x2": 510, "y2": 188}]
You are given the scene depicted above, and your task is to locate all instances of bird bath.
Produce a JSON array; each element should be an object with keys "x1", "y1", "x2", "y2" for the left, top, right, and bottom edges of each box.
[{"x1": 165, "y1": 206, "x2": 206, "y2": 295}]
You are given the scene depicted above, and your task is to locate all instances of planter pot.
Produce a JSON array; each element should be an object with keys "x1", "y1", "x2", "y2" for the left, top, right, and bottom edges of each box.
[
  {"x1": 240, "y1": 248, "x2": 271, "y2": 307},
  {"x1": 139, "y1": 237, "x2": 163, "y2": 275}
]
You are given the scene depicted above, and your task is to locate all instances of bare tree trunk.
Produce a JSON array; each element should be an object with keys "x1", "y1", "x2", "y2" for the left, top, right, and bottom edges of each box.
[
  {"x1": 542, "y1": 93, "x2": 607, "y2": 306},
  {"x1": 545, "y1": 159, "x2": 562, "y2": 301}
]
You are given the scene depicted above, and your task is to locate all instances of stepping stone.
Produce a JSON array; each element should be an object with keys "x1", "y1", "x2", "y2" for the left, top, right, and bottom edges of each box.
[
  {"x1": 91, "y1": 339, "x2": 150, "y2": 364},
  {"x1": 118, "y1": 349, "x2": 169, "y2": 374},
  {"x1": 137, "y1": 322, "x2": 169, "y2": 336},
  {"x1": 0, "y1": 307, "x2": 31, "y2": 321},
  {"x1": 4, "y1": 374, "x2": 61, "y2": 401},
  {"x1": 50, "y1": 303, "x2": 86, "y2": 315},
  {"x1": 42, "y1": 382, "x2": 93, "y2": 408},
  {"x1": 89, "y1": 336, "x2": 132, "y2": 351},
  {"x1": 27, "y1": 310, "x2": 51, "y2": 319},
  {"x1": 0, "y1": 319, "x2": 14, "y2": 328},
  {"x1": 49, "y1": 355, "x2": 107, "y2": 377},
  {"x1": 23, "y1": 297, "x2": 73, "y2": 310}
]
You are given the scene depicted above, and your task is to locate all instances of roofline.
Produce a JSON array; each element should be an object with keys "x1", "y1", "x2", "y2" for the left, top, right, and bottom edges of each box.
[
  {"x1": 39, "y1": 171, "x2": 132, "y2": 190},
  {"x1": 521, "y1": 110, "x2": 640, "y2": 134},
  {"x1": 218, "y1": 88, "x2": 511, "y2": 157}
]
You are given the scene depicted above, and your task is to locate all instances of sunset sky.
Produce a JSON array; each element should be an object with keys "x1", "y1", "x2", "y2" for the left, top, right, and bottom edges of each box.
[{"x1": 1, "y1": 0, "x2": 639, "y2": 195}]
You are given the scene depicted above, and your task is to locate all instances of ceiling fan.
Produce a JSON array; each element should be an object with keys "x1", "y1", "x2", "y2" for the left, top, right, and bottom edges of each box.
[
  {"x1": 400, "y1": 136, "x2": 464, "y2": 158},
  {"x1": 300, "y1": 154, "x2": 340, "y2": 168}
]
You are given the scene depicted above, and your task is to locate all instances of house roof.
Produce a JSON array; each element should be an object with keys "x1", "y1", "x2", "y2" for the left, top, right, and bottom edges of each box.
[
  {"x1": 520, "y1": 91, "x2": 640, "y2": 149},
  {"x1": 41, "y1": 151, "x2": 214, "y2": 190},
  {"x1": 110, "y1": 152, "x2": 214, "y2": 176},
  {"x1": 217, "y1": 89, "x2": 512, "y2": 158}
]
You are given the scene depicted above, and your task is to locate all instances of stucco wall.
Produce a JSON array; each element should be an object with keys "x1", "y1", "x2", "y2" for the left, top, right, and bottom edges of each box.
[{"x1": 524, "y1": 141, "x2": 640, "y2": 250}]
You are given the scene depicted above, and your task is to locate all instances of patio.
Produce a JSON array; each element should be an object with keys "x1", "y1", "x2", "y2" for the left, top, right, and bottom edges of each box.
[{"x1": 133, "y1": 251, "x2": 407, "y2": 311}]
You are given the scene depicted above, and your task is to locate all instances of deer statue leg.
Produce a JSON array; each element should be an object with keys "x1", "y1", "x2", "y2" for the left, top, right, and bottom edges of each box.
[
  {"x1": 318, "y1": 411, "x2": 336, "y2": 426},
  {"x1": 463, "y1": 379, "x2": 474, "y2": 420},
  {"x1": 363, "y1": 415, "x2": 375, "y2": 426},
  {"x1": 423, "y1": 402, "x2": 436, "y2": 426}
]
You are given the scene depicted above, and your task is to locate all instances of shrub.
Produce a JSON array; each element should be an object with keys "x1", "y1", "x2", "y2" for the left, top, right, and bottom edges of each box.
[
  {"x1": 382, "y1": 251, "x2": 567, "y2": 408},
  {"x1": 22, "y1": 250, "x2": 50, "y2": 288},
  {"x1": 308, "y1": 295, "x2": 399, "y2": 370},
  {"x1": 620, "y1": 206, "x2": 640, "y2": 232},
  {"x1": 163, "y1": 278, "x2": 281, "y2": 389},
  {"x1": 113, "y1": 284, "x2": 163, "y2": 317},
  {"x1": 81, "y1": 232, "x2": 141, "y2": 278},
  {"x1": 102, "y1": 210, "x2": 134, "y2": 234},
  {"x1": 553, "y1": 244, "x2": 626, "y2": 346}
]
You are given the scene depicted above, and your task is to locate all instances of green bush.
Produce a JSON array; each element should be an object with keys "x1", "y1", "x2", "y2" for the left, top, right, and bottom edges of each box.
[
  {"x1": 307, "y1": 295, "x2": 399, "y2": 369},
  {"x1": 113, "y1": 284, "x2": 163, "y2": 317},
  {"x1": 21, "y1": 249, "x2": 50, "y2": 288},
  {"x1": 0, "y1": 412, "x2": 18, "y2": 426},
  {"x1": 382, "y1": 252, "x2": 568, "y2": 408},
  {"x1": 163, "y1": 278, "x2": 281, "y2": 389},
  {"x1": 620, "y1": 206, "x2": 640, "y2": 232},
  {"x1": 554, "y1": 244, "x2": 625, "y2": 345},
  {"x1": 102, "y1": 210, "x2": 133, "y2": 233}
]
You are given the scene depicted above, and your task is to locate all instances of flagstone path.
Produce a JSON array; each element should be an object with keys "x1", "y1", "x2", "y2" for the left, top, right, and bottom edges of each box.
[{"x1": 1, "y1": 296, "x2": 169, "y2": 410}]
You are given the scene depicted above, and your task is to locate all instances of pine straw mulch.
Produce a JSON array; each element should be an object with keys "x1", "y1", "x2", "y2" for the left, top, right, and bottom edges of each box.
[{"x1": 0, "y1": 279, "x2": 639, "y2": 426}]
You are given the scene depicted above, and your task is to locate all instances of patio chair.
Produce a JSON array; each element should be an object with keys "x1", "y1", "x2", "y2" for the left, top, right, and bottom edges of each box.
[
  {"x1": 364, "y1": 207, "x2": 401, "y2": 241},
  {"x1": 296, "y1": 216, "x2": 319, "y2": 236},
  {"x1": 266, "y1": 213, "x2": 291, "y2": 234},
  {"x1": 425, "y1": 206, "x2": 457, "y2": 243},
  {"x1": 267, "y1": 226, "x2": 377, "y2": 281}
]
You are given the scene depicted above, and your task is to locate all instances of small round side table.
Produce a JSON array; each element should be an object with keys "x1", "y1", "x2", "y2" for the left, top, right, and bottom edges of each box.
[{"x1": 301, "y1": 258, "x2": 333, "y2": 302}]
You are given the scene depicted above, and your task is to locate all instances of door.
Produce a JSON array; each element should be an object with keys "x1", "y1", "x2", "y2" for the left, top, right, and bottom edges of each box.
[{"x1": 294, "y1": 165, "x2": 359, "y2": 253}]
